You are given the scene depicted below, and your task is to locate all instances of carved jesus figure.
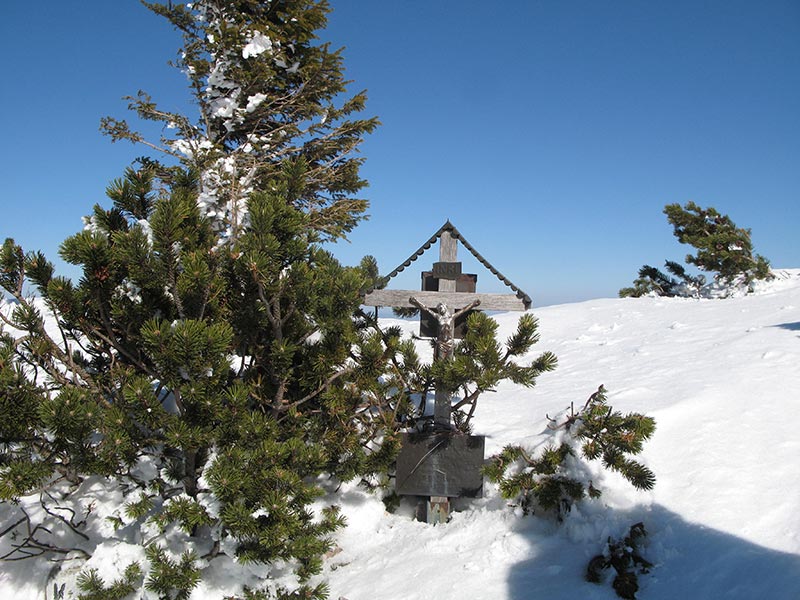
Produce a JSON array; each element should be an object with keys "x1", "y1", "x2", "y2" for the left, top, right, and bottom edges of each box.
[{"x1": 409, "y1": 297, "x2": 481, "y2": 360}]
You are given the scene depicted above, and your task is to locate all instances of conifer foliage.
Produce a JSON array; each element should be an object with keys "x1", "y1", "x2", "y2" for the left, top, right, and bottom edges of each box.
[
  {"x1": 0, "y1": 163, "x2": 379, "y2": 596},
  {"x1": 431, "y1": 312, "x2": 557, "y2": 432},
  {"x1": 664, "y1": 202, "x2": 772, "y2": 285},
  {"x1": 484, "y1": 386, "x2": 655, "y2": 518},
  {"x1": 102, "y1": 0, "x2": 378, "y2": 242},
  {"x1": 620, "y1": 202, "x2": 772, "y2": 297},
  {"x1": 619, "y1": 261, "x2": 706, "y2": 299},
  {"x1": 0, "y1": 1, "x2": 386, "y2": 597},
  {"x1": 586, "y1": 522, "x2": 652, "y2": 600}
]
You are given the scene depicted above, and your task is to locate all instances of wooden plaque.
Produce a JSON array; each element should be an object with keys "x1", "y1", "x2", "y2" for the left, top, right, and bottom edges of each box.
[{"x1": 432, "y1": 261, "x2": 462, "y2": 280}]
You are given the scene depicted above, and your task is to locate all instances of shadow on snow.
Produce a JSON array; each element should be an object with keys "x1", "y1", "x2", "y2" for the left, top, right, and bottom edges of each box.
[
  {"x1": 505, "y1": 503, "x2": 800, "y2": 600},
  {"x1": 773, "y1": 321, "x2": 800, "y2": 332}
]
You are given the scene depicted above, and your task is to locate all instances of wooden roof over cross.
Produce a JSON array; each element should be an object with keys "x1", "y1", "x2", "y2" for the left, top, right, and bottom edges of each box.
[{"x1": 362, "y1": 220, "x2": 532, "y2": 311}]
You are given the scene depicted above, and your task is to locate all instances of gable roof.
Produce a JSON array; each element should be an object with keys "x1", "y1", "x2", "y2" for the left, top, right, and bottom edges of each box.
[{"x1": 375, "y1": 220, "x2": 532, "y2": 310}]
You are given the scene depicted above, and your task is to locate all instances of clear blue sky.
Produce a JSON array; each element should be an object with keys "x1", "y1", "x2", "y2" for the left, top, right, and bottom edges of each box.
[{"x1": 1, "y1": 1, "x2": 798, "y2": 306}]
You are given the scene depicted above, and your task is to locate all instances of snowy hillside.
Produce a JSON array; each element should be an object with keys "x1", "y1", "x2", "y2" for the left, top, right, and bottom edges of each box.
[
  {"x1": 321, "y1": 269, "x2": 800, "y2": 600},
  {"x1": 3, "y1": 270, "x2": 800, "y2": 599}
]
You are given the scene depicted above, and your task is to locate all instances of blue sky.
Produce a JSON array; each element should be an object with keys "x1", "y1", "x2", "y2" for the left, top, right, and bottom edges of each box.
[{"x1": 1, "y1": 1, "x2": 798, "y2": 306}]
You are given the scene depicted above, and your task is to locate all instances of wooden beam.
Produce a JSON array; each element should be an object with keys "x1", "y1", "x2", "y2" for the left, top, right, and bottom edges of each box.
[
  {"x1": 438, "y1": 231, "x2": 457, "y2": 293},
  {"x1": 439, "y1": 230, "x2": 458, "y2": 262},
  {"x1": 362, "y1": 289, "x2": 528, "y2": 312}
]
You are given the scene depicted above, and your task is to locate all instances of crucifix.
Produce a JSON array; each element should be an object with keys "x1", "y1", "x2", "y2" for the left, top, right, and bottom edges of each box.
[
  {"x1": 409, "y1": 298, "x2": 480, "y2": 360},
  {"x1": 364, "y1": 224, "x2": 529, "y2": 430},
  {"x1": 362, "y1": 221, "x2": 532, "y2": 523},
  {"x1": 409, "y1": 296, "x2": 480, "y2": 429}
]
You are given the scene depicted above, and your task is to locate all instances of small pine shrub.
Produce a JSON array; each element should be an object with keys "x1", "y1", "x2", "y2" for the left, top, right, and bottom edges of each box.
[
  {"x1": 619, "y1": 261, "x2": 706, "y2": 298},
  {"x1": 484, "y1": 386, "x2": 655, "y2": 518}
]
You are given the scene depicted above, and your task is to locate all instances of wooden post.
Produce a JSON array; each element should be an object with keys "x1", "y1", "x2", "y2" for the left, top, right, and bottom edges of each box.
[
  {"x1": 427, "y1": 496, "x2": 450, "y2": 524},
  {"x1": 434, "y1": 230, "x2": 457, "y2": 428},
  {"x1": 438, "y1": 230, "x2": 458, "y2": 293}
]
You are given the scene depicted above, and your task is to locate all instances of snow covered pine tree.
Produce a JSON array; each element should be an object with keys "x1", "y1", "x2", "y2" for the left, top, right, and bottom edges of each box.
[
  {"x1": 1, "y1": 1, "x2": 385, "y2": 597},
  {"x1": 663, "y1": 202, "x2": 772, "y2": 286},
  {"x1": 620, "y1": 202, "x2": 772, "y2": 297}
]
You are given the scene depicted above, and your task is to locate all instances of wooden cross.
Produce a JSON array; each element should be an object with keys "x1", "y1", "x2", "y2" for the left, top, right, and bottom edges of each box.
[
  {"x1": 367, "y1": 222, "x2": 531, "y2": 522},
  {"x1": 363, "y1": 228, "x2": 527, "y2": 430}
]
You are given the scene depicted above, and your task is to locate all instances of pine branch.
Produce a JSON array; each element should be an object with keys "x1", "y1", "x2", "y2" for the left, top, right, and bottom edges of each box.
[
  {"x1": 0, "y1": 506, "x2": 91, "y2": 562},
  {"x1": 39, "y1": 493, "x2": 90, "y2": 542},
  {"x1": 92, "y1": 295, "x2": 156, "y2": 383},
  {"x1": 3, "y1": 299, "x2": 102, "y2": 399}
]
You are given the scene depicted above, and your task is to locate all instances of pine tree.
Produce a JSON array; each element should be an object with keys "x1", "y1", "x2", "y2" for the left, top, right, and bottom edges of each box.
[
  {"x1": 102, "y1": 0, "x2": 378, "y2": 242},
  {"x1": 0, "y1": 1, "x2": 386, "y2": 595},
  {"x1": 664, "y1": 202, "x2": 772, "y2": 286},
  {"x1": 1, "y1": 163, "x2": 382, "y2": 590},
  {"x1": 620, "y1": 202, "x2": 772, "y2": 297}
]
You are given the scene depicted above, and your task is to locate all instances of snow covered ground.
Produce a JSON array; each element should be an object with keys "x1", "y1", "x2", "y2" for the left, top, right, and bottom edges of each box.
[
  {"x1": 2, "y1": 270, "x2": 800, "y2": 599},
  {"x1": 321, "y1": 269, "x2": 800, "y2": 600}
]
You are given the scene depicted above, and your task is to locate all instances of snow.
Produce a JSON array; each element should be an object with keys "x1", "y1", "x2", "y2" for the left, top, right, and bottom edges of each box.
[
  {"x1": 242, "y1": 32, "x2": 273, "y2": 59},
  {"x1": 115, "y1": 279, "x2": 143, "y2": 303},
  {"x1": 320, "y1": 269, "x2": 800, "y2": 599},
  {"x1": 210, "y1": 94, "x2": 240, "y2": 119},
  {"x1": 2, "y1": 270, "x2": 800, "y2": 598},
  {"x1": 246, "y1": 93, "x2": 268, "y2": 113}
]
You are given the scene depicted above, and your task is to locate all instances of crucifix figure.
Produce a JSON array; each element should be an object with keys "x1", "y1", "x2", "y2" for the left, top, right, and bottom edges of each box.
[
  {"x1": 409, "y1": 297, "x2": 481, "y2": 429},
  {"x1": 409, "y1": 297, "x2": 481, "y2": 361}
]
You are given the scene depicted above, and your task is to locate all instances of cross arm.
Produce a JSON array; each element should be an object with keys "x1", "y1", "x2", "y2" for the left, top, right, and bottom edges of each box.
[{"x1": 362, "y1": 289, "x2": 528, "y2": 312}]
